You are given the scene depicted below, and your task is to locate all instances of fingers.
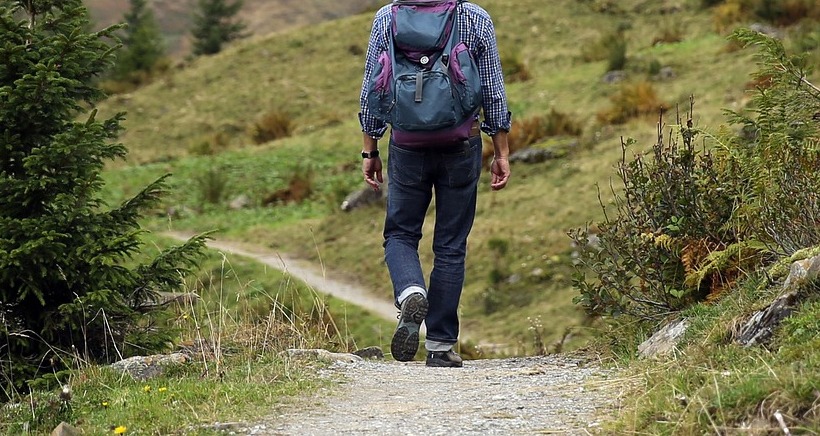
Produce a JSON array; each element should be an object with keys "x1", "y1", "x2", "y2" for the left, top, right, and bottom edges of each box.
[
  {"x1": 491, "y1": 173, "x2": 509, "y2": 190},
  {"x1": 490, "y1": 158, "x2": 510, "y2": 191}
]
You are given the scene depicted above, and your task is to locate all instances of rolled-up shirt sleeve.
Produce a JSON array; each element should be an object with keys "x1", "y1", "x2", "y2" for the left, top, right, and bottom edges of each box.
[
  {"x1": 358, "y1": 8, "x2": 391, "y2": 139},
  {"x1": 475, "y1": 16, "x2": 512, "y2": 136}
]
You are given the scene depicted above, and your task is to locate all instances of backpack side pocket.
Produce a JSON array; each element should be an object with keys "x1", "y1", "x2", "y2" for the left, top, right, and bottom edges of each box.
[
  {"x1": 449, "y1": 42, "x2": 482, "y2": 116},
  {"x1": 366, "y1": 51, "x2": 394, "y2": 122}
]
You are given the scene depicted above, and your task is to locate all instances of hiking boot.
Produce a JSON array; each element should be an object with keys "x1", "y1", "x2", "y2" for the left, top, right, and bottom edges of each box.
[
  {"x1": 425, "y1": 350, "x2": 463, "y2": 368},
  {"x1": 390, "y1": 293, "x2": 428, "y2": 362}
]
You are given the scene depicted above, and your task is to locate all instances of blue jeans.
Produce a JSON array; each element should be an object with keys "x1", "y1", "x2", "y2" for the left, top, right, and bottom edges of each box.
[{"x1": 384, "y1": 136, "x2": 483, "y2": 347}]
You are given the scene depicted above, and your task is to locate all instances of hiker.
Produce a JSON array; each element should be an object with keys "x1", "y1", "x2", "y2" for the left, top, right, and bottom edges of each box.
[{"x1": 358, "y1": 0, "x2": 511, "y2": 367}]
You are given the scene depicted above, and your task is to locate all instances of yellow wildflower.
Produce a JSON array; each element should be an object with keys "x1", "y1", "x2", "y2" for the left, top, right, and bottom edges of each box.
[
  {"x1": 113, "y1": 425, "x2": 127, "y2": 434},
  {"x1": 142, "y1": 385, "x2": 151, "y2": 393},
  {"x1": 102, "y1": 401, "x2": 109, "y2": 408},
  {"x1": 158, "y1": 387, "x2": 167, "y2": 393}
]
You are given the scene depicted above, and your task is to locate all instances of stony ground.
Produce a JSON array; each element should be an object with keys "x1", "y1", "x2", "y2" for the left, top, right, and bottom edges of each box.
[{"x1": 237, "y1": 354, "x2": 622, "y2": 435}]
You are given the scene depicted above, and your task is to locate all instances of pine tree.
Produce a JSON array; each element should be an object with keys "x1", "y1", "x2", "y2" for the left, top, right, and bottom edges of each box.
[
  {"x1": 112, "y1": 0, "x2": 166, "y2": 80},
  {"x1": 0, "y1": 0, "x2": 207, "y2": 398},
  {"x1": 191, "y1": 0, "x2": 247, "y2": 56}
]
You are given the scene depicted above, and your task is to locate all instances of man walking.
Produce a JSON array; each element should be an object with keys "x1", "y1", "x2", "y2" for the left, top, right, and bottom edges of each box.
[{"x1": 358, "y1": 0, "x2": 511, "y2": 367}]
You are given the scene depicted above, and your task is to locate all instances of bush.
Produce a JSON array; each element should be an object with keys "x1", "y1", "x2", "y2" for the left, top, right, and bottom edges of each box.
[
  {"x1": 507, "y1": 109, "x2": 583, "y2": 151},
  {"x1": 713, "y1": 0, "x2": 820, "y2": 30},
  {"x1": 571, "y1": 30, "x2": 820, "y2": 321},
  {"x1": 581, "y1": 28, "x2": 628, "y2": 71},
  {"x1": 188, "y1": 131, "x2": 232, "y2": 156},
  {"x1": 755, "y1": 0, "x2": 818, "y2": 26},
  {"x1": 597, "y1": 80, "x2": 667, "y2": 124},
  {"x1": 712, "y1": 0, "x2": 748, "y2": 33},
  {"x1": 249, "y1": 110, "x2": 294, "y2": 144},
  {"x1": 727, "y1": 28, "x2": 820, "y2": 255},
  {"x1": 196, "y1": 165, "x2": 231, "y2": 207},
  {"x1": 570, "y1": 107, "x2": 742, "y2": 320}
]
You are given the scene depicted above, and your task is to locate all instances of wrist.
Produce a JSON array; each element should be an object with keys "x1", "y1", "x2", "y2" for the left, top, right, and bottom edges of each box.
[{"x1": 361, "y1": 149, "x2": 380, "y2": 159}]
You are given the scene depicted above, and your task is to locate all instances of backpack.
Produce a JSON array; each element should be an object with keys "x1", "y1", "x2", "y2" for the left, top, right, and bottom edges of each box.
[{"x1": 366, "y1": 0, "x2": 483, "y2": 147}]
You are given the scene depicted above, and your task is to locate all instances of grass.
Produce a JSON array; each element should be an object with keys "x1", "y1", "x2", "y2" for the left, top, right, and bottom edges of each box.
[
  {"x1": 97, "y1": 0, "x2": 766, "y2": 350},
  {"x1": 81, "y1": 0, "x2": 820, "y2": 431},
  {"x1": 604, "y1": 276, "x2": 820, "y2": 434},
  {"x1": 0, "y1": 233, "x2": 393, "y2": 434}
]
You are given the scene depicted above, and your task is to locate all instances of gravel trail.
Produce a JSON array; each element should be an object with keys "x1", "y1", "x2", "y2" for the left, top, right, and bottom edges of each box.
[
  {"x1": 164, "y1": 232, "x2": 623, "y2": 435},
  {"x1": 248, "y1": 355, "x2": 621, "y2": 435}
]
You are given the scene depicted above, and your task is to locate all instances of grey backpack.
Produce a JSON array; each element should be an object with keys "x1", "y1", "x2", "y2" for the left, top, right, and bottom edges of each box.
[{"x1": 366, "y1": 0, "x2": 482, "y2": 146}]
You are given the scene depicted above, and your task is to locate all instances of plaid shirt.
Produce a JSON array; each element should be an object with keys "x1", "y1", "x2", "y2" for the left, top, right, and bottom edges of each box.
[{"x1": 359, "y1": 2, "x2": 512, "y2": 138}]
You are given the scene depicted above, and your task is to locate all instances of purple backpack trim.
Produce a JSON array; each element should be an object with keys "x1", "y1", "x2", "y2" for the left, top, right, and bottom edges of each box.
[{"x1": 391, "y1": 117, "x2": 475, "y2": 147}]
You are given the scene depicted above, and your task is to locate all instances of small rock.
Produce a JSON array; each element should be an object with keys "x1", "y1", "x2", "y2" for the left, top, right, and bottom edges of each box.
[
  {"x1": 229, "y1": 194, "x2": 251, "y2": 210},
  {"x1": 51, "y1": 422, "x2": 79, "y2": 436},
  {"x1": 111, "y1": 353, "x2": 190, "y2": 381},
  {"x1": 281, "y1": 349, "x2": 363, "y2": 363},
  {"x1": 509, "y1": 147, "x2": 559, "y2": 164},
  {"x1": 749, "y1": 22, "x2": 782, "y2": 39},
  {"x1": 352, "y1": 346, "x2": 384, "y2": 360},
  {"x1": 653, "y1": 66, "x2": 676, "y2": 81},
  {"x1": 602, "y1": 70, "x2": 626, "y2": 84},
  {"x1": 638, "y1": 318, "x2": 689, "y2": 358}
]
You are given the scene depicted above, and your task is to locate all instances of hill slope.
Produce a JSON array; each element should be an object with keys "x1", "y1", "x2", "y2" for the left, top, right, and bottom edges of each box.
[
  {"x1": 85, "y1": 0, "x2": 383, "y2": 56},
  {"x1": 99, "y1": 0, "x2": 768, "y2": 351}
]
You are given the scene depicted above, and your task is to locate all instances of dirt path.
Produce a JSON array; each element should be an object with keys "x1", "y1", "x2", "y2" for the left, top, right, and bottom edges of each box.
[
  {"x1": 163, "y1": 231, "x2": 398, "y2": 322},
  {"x1": 245, "y1": 355, "x2": 621, "y2": 435},
  {"x1": 166, "y1": 231, "x2": 623, "y2": 435}
]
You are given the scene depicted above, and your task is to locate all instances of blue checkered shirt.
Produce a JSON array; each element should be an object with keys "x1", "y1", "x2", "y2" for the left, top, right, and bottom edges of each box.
[{"x1": 359, "y1": 2, "x2": 512, "y2": 138}]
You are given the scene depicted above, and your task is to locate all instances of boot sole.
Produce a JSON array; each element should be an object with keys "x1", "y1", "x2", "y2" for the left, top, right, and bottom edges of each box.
[{"x1": 390, "y1": 294, "x2": 428, "y2": 362}]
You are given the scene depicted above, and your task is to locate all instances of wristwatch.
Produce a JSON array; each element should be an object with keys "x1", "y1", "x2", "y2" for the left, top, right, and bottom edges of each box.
[{"x1": 361, "y1": 150, "x2": 380, "y2": 159}]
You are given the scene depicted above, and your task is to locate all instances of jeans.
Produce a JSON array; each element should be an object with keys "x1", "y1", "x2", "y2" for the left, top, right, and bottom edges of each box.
[{"x1": 384, "y1": 136, "x2": 483, "y2": 347}]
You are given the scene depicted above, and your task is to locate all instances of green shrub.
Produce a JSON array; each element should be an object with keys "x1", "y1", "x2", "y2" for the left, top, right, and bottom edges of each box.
[
  {"x1": 195, "y1": 165, "x2": 230, "y2": 206},
  {"x1": 571, "y1": 30, "x2": 820, "y2": 321},
  {"x1": 726, "y1": 29, "x2": 820, "y2": 255},
  {"x1": 581, "y1": 28, "x2": 628, "y2": 71},
  {"x1": 188, "y1": 131, "x2": 232, "y2": 156},
  {"x1": 0, "y1": 1, "x2": 206, "y2": 399},
  {"x1": 570, "y1": 109, "x2": 741, "y2": 320}
]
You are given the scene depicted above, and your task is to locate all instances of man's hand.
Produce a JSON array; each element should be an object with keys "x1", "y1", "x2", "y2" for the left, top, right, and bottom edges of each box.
[
  {"x1": 489, "y1": 131, "x2": 510, "y2": 191},
  {"x1": 363, "y1": 156, "x2": 383, "y2": 191},
  {"x1": 490, "y1": 157, "x2": 510, "y2": 190},
  {"x1": 361, "y1": 134, "x2": 382, "y2": 191}
]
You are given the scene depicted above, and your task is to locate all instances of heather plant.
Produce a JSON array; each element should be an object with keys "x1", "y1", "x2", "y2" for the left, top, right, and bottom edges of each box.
[{"x1": 0, "y1": 1, "x2": 206, "y2": 399}]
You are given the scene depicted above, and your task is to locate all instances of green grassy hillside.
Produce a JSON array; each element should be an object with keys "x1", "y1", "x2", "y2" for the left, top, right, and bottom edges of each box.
[
  {"x1": 85, "y1": 0, "x2": 384, "y2": 56},
  {"x1": 98, "y1": 0, "x2": 774, "y2": 354}
]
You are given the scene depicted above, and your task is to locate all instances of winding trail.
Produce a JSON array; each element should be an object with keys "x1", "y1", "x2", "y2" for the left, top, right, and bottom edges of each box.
[{"x1": 163, "y1": 231, "x2": 398, "y2": 322}]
